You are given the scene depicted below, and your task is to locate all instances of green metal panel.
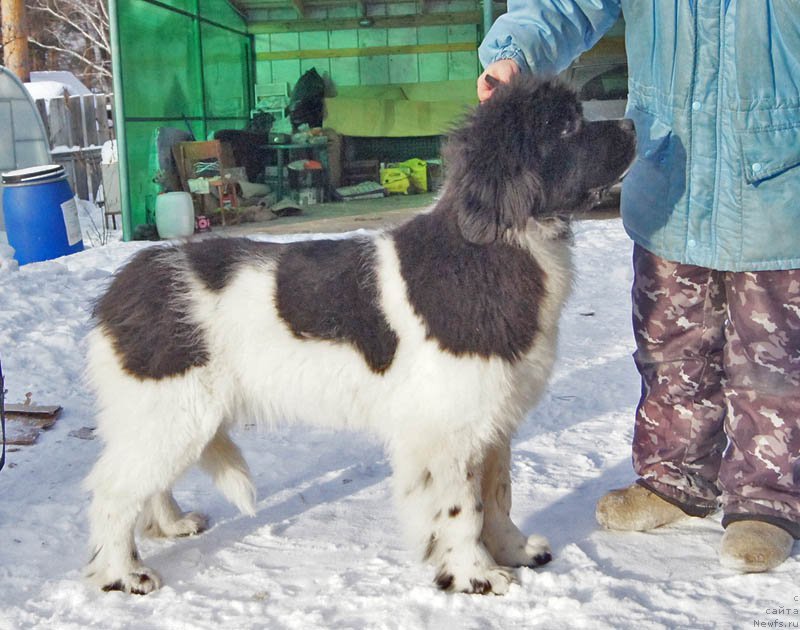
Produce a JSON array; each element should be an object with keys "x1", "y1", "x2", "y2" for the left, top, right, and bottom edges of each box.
[
  {"x1": 202, "y1": 23, "x2": 250, "y2": 118},
  {"x1": 358, "y1": 28, "x2": 388, "y2": 48},
  {"x1": 388, "y1": 27, "x2": 416, "y2": 46},
  {"x1": 270, "y1": 32, "x2": 300, "y2": 52},
  {"x1": 360, "y1": 56, "x2": 389, "y2": 85},
  {"x1": 152, "y1": 0, "x2": 194, "y2": 13},
  {"x1": 118, "y1": 3, "x2": 203, "y2": 119},
  {"x1": 252, "y1": 6, "x2": 485, "y2": 92},
  {"x1": 418, "y1": 26, "x2": 448, "y2": 45},
  {"x1": 299, "y1": 31, "x2": 329, "y2": 49},
  {"x1": 448, "y1": 24, "x2": 476, "y2": 43},
  {"x1": 254, "y1": 34, "x2": 273, "y2": 85},
  {"x1": 272, "y1": 60, "x2": 302, "y2": 86},
  {"x1": 389, "y1": 55, "x2": 418, "y2": 84},
  {"x1": 256, "y1": 63, "x2": 274, "y2": 86},
  {"x1": 113, "y1": 0, "x2": 252, "y2": 238},
  {"x1": 449, "y1": 51, "x2": 480, "y2": 80},
  {"x1": 418, "y1": 52, "x2": 449, "y2": 82},
  {"x1": 330, "y1": 57, "x2": 360, "y2": 87},
  {"x1": 199, "y1": 0, "x2": 246, "y2": 29},
  {"x1": 358, "y1": 27, "x2": 388, "y2": 85},
  {"x1": 330, "y1": 29, "x2": 358, "y2": 49}
]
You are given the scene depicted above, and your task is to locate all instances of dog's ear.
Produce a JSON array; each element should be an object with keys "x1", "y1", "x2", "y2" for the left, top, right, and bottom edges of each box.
[{"x1": 442, "y1": 77, "x2": 549, "y2": 244}]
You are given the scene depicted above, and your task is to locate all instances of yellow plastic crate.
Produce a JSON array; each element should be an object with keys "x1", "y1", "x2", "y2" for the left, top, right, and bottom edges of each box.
[{"x1": 380, "y1": 167, "x2": 411, "y2": 194}]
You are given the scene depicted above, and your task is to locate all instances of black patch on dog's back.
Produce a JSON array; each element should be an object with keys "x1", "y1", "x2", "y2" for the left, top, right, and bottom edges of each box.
[
  {"x1": 393, "y1": 208, "x2": 545, "y2": 362},
  {"x1": 183, "y1": 237, "x2": 280, "y2": 292},
  {"x1": 94, "y1": 246, "x2": 209, "y2": 380},
  {"x1": 276, "y1": 239, "x2": 398, "y2": 374}
]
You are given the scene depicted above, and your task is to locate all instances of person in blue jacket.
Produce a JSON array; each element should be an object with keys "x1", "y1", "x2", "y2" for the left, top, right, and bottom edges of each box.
[{"x1": 479, "y1": 1, "x2": 799, "y2": 572}]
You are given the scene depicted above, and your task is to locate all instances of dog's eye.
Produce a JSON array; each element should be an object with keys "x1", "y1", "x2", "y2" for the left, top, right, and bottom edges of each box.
[{"x1": 560, "y1": 119, "x2": 581, "y2": 138}]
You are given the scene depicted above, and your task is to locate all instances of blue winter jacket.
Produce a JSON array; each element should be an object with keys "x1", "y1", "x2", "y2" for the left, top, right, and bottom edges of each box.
[{"x1": 480, "y1": 1, "x2": 800, "y2": 271}]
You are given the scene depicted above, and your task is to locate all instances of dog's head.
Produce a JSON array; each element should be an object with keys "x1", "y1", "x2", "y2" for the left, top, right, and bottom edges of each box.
[{"x1": 443, "y1": 74, "x2": 636, "y2": 244}]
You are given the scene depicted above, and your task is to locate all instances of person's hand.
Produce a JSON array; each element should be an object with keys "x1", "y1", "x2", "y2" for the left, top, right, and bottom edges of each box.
[{"x1": 477, "y1": 59, "x2": 520, "y2": 101}]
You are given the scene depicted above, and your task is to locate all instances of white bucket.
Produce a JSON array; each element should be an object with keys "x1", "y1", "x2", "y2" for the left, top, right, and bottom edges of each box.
[{"x1": 155, "y1": 192, "x2": 195, "y2": 239}]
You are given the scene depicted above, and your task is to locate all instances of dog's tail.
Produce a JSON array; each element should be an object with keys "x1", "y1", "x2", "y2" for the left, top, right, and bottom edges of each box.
[{"x1": 200, "y1": 427, "x2": 257, "y2": 516}]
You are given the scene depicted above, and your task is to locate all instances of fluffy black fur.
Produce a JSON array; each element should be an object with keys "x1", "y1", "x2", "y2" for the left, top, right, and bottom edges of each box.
[
  {"x1": 275, "y1": 238, "x2": 399, "y2": 374},
  {"x1": 184, "y1": 238, "x2": 277, "y2": 292},
  {"x1": 393, "y1": 208, "x2": 546, "y2": 361},
  {"x1": 93, "y1": 247, "x2": 210, "y2": 379},
  {"x1": 395, "y1": 75, "x2": 636, "y2": 357},
  {"x1": 443, "y1": 77, "x2": 634, "y2": 244}
]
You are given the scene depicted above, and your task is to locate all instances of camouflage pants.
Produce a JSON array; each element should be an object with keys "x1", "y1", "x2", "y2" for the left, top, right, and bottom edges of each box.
[{"x1": 631, "y1": 245, "x2": 800, "y2": 536}]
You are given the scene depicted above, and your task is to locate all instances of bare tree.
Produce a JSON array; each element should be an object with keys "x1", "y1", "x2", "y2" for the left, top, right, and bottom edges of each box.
[{"x1": 26, "y1": 0, "x2": 111, "y2": 92}]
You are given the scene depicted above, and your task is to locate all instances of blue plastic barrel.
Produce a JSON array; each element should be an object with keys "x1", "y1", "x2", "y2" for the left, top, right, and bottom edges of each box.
[{"x1": 1, "y1": 165, "x2": 84, "y2": 265}]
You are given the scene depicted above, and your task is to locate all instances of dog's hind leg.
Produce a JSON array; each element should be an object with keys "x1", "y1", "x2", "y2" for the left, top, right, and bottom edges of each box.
[
  {"x1": 479, "y1": 437, "x2": 552, "y2": 568},
  {"x1": 391, "y1": 436, "x2": 515, "y2": 595},
  {"x1": 139, "y1": 427, "x2": 254, "y2": 540},
  {"x1": 199, "y1": 425, "x2": 256, "y2": 516},
  {"x1": 140, "y1": 491, "x2": 209, "y2": 538},
  {"x1": 85, "y1": 378, "x2": 226, "y2": 594}
]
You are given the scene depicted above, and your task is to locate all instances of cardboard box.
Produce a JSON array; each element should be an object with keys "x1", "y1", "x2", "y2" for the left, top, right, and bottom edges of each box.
[{"x1": 172, "y1": 140, "x2": 236, "y2": 193}]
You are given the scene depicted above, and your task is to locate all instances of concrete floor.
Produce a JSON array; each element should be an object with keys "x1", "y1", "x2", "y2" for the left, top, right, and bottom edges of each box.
[
  {"x1": 218, "y1": 191, "x2": 620, "y2": 237},
  {"x1": 220, "y1": 192, "x2": 439, "y2": 236}
]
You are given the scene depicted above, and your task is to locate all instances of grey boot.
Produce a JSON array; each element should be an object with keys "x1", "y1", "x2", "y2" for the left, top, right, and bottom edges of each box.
[
  {"x1": 720, "y1": 521, "x2": 794, "y2": 572},
  {"x1": 596, "y1": 484, "x2": 689, "y2": 531}
]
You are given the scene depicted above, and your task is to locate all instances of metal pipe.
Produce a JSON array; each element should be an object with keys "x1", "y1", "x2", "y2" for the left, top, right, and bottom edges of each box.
[
  {"x1": 108, "y1": 0, "x2": 133, "y2": 241},
  {"x1": 482, "y1": 0, "x2": 493, "y2": 37}
]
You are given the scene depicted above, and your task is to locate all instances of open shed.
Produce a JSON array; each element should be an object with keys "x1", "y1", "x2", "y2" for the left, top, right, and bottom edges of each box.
[{"x1": 110, "y1": 1, "x2": 624, "y2": 240}]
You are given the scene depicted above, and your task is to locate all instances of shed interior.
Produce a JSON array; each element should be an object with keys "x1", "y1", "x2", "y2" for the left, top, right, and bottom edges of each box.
[{"x1": 111, "y1": 0, "x2": 624, "y2": 239}]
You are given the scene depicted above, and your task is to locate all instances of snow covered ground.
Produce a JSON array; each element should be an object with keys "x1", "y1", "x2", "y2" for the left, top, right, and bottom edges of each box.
[{"x1": 0, "y1": 218, "x2": 797, "y2": 629}]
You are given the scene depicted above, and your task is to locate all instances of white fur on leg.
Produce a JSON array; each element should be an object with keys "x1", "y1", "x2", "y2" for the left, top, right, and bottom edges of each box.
[
  {"x1": 84, "y1": 329, "x2": 228, "y2": 593},
  {"x1": 85, "y1": 498, "x2": 162, "y2": 595},
  {"x1": 391, "y1": 436, "x2": 515, "y2": 595},
  {"x1": 140, "y1": 491, "x2": 209, "y2": 538}
]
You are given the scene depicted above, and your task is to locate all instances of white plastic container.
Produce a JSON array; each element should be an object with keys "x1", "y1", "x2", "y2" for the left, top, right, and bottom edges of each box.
[{"x1": 155, "y1": 192, "x2": 195, "y2": 239}]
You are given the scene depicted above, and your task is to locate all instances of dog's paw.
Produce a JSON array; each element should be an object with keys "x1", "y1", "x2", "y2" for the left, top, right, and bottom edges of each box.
[
  {"x1": 484, "y1": 531, "x2": 553, "y2": 568},
  {"x1": 92, "y1": 567, "x2": 162, "y2": 595},
  {"x1": 435, "y1": 565, "x2": 515, "y2": 595},
  {"x1": 170, "y1": 511, "x2": 209, "y2": 538},
  {"x1": 143, "y1": 511, "x2": 209, "y2": 538},
  {"x1": 518, "y1": 534, "x2": 553, "y2": 568}
]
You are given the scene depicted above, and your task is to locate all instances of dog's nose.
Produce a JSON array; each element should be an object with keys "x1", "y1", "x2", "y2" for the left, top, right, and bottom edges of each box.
[{"x1": 618, "y1": 118, "x2": 635, "y2": 133}]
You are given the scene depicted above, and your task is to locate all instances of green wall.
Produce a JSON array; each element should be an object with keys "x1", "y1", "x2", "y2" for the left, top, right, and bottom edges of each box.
[
  {"x1": 113, "y1": 0, "x2": 251, "y2": 239},
  {"x1": 253, "y1": 1, "x2": 481, "y2": 93}
]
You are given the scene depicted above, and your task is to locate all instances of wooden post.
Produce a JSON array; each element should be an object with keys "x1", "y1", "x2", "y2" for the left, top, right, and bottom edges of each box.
[{"x1": 1, "y1": 0, "x2": 30, "y2": 82}]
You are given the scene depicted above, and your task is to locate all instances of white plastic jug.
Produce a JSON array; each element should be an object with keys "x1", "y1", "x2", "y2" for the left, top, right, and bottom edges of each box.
[{"x1": 155, "y1": 192, "x2": 195, "y2": 239}]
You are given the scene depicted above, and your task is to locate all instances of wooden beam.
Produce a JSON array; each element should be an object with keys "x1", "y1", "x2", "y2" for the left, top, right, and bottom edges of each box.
[
  {"x1": 256, "y1": 41, "x2": 475, "y2": 61},
  {"x1": 249, "y1": 10, "x2": 481, "y2": 34},
  {"x1": 1, "y1": 0, "x2": 30, "y2": 81}
]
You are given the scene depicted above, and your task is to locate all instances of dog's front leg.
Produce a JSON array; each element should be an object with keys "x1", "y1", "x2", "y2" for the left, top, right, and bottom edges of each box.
[
  {"x1": 391, "y1": 439, "x2": 515, "y2": 595},
  {"x1": 479, "y1": 437, "x2": 552, "y2": 568}
]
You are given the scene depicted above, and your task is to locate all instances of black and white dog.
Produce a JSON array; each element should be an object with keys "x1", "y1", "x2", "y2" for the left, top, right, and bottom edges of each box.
[{"x1": 85, "y1": 75, "x2": 636, "y2": 596}]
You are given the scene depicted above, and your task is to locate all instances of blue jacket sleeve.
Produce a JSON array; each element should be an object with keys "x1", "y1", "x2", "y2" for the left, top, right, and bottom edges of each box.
[{"x1": 479, "y1": 0, "x2": 622, "y2": 75}]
